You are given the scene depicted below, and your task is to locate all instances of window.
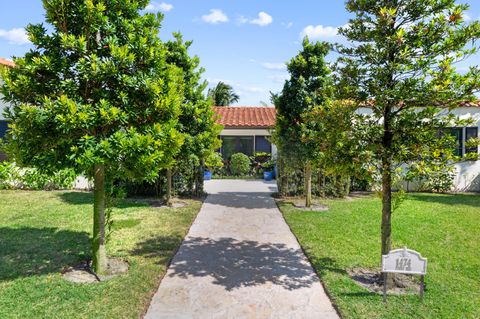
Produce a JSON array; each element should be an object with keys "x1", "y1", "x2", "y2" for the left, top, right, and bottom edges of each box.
[
  {"x1": 448, "y1": 128, "x2": 463, "y2": 157},
  {"x1": 0, "y1": 120, "x2": 8, "y2": 139},
  {"x1": 255, "y1": 136, "x2": 272, "y2": 153},
  {"x1": 221, "y1": 136, "x2": 254, "y2": 159},
  {"x1": 444, "y1": 127, "x2": 478, "y2": 157},
  {"x1": 466, "y1": 127, "x2": 478, "y2": 155}
]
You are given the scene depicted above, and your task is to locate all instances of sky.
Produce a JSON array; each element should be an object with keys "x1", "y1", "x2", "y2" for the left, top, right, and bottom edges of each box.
[{"x1": 1, "y1": 0, "x2": 480, "y2": 106}]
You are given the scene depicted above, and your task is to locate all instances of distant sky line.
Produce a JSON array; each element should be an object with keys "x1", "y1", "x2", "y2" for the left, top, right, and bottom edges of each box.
[{"x1": 1, "y1": 1, "x2": 480, "y2": 105}]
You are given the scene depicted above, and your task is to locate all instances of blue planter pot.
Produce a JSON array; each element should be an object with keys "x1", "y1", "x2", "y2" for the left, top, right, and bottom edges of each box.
[
  {"x1": 263, "y1": 171, "x2": 273, "y2": 181},
  {"x1": 204, "y1": 171, "x2": 212, "y2": 181}
]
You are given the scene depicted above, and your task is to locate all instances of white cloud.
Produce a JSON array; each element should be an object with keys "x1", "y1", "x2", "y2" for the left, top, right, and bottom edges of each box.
[
  {"x1": 237, "y1": 16, "x2": 249, "y2": 25},
  {"x1": 238, "y1": 12, "x2": 273, "y2": 27},
  {"x1": 202, "y1": 9, "x2": 229, "y2": 24},
  {"x1": 145, "y1": 2, "x2": 173, "y2": 12},
  {"x1": 250, "y1": 12, "x2": 273, "y2": 26},
  {"x1": 283, "y1": 22, "x2": 294, "y2": 29},
  {"x1": 0, "y1": 28, "x2": 29, "y2": 45},
  {"x1": 463, "y1": 12, "x2": 472, "y2": 21},
  {"x1": 262, "y1": 62, "x2": 286, "y2": 71},
  {"x1": 300, "y1": 25, "x2": 339, "y2": 40}
]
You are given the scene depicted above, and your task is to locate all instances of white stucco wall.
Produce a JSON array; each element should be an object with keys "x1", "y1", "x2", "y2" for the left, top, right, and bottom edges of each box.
[
  {"x1": 357, "y1": 106, "x2": 480, "y2": 192},
  {"x1": 0, "y1": 79, "x2": 8, "y2": 120}
]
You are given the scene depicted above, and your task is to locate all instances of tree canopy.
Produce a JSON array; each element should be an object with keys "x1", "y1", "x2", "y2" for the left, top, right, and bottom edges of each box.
[
  {"x1": 165, "y1": 33, "x2": 222, "y2": 197},
  {"x1": 1, "y1": 0, "x2": 185, "y2": 273},
  {"x1": 207, "y1": 81, "x2": 239, "y2": 106},
  {"x1": 335, "y1": 0, "x2": 480, "y2": 283},
  {"x1": 273, "y1": 38, "x2": 333, "y2": 206}
]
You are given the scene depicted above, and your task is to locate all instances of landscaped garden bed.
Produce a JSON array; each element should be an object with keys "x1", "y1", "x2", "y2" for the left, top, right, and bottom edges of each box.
[
  {"x1": 0, "y1": 190, "x2": 201, "y2": 318},
  {"x1": 278, "y1": 193, "x2": 480, "y2": 319}
]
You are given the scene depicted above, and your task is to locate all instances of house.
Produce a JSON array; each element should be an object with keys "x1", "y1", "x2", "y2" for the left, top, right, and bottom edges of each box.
[
  {"x1": 0, "y1": 58, "x2": 14, "y2": 161},
  {"x1": 214, "y1": 105, "x2": 480, "y2": 192},
  {"x1": 357, "y1": 104, "x2": 480, "y2": 191},
  {"x1": 213, "y1": 106, "x2": 277, "y2": 159}
]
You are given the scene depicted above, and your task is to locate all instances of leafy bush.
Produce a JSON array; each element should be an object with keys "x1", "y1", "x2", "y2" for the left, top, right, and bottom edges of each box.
[
  {"x1": 0, "y1": 161, "x2": 77, "y2": 190},
  {"x1": 205, "y1": 152, "x2": 224, "y2": 173},
  {"x1": 421, "y1": 168, "x2": 456, "y2": 193},
  {"x1": 406, "y1": 160, "x2": 456, "y2": 193},
  {"x1": 230, "y1": 153, "x2": 251, "y2": 176}
]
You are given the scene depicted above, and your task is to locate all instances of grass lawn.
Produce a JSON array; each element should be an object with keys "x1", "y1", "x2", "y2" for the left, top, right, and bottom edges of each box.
[
  {"x1": 0, "y1": 190, "x2": 201, "y2": 319},
  {"x1": 278, "y1": 193, "x2": 480, "y2": 319}
]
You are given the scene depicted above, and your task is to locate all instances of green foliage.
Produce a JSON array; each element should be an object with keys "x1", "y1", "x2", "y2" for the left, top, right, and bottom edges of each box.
[
  {"x1": 207, "y1": 81, "x2": 240, "y2": 106},
  {"x1": 165, "y1": 33, "x2": 222, "y2": 194},
  {"x1": 273, "y1": 38, "x2": 333, "y2": 164},
  {"x1": 280, "y1": 193, "x2": 480, "y2": 318},
  {"x1": 335, "y1": 0, "x2": 480, "y2": 256},
  {"x1": 407, "y1": 159, "x2": 457, "y2": 193},
  {"x1": 230, "y1": 153, "x2": 251, "y2": 176},
  {"x1": 0, "y1": 161, "x2": 76, "y2": 190},
  {"x1": 0, "y1": 190, "x2": 201, "y2": 318},
  {"x1": 1, "y1": 0, "x2": 184, "y2": 182},
  {"x1": 205, "y1": 152, "x2": 224, "y2": 171}
]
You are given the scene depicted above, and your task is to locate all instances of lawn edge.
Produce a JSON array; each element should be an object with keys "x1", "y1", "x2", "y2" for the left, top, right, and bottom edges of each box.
[
  {"x1": 139, "y1": 197, "x2": 205, "y2": 319},
  {"x1": 274, "y1": 198, "x2": 344, "y2": 319}
]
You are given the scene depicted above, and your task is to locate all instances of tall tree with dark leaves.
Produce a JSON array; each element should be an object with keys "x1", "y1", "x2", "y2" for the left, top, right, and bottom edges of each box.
[
  {"x1": 274, "y1": 38, "x2": 333, "y2": 207},
  {"x1": 165, "y1": 33, "x2": 222, "y2": 203},
  {"x1": 208, "y1": 81, "x2": 240, "y2": 106},
  {"x1": 1, "y1": 0, "x2": 184, "y2": 274},
  {"x1": 336, "y1": 0, "x2": 480, "y2": 286}
]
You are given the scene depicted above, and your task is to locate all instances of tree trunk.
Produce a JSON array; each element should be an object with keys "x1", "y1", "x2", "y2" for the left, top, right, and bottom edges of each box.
[
  {"x1": 305, "y1": 161, "x2": 312, "y2": 208},
  {"x1": 92, "y1": 163, "x2": 107, "y2": 274},
  {"x1": 166, "y1": 168, "x2": 172, "y2": 206},
  {"x1": 277, "y1": 153, "x2": 286, "y2": 197},
  {"x1": 382, "y1": 104, "x2": 394, "y2": 289},
  {"x1": 195, "y1": 161, "x2": 204, "y2": 197},
  {"x1": 345, "y1": 175, "x2": 351, "y2": 197}
]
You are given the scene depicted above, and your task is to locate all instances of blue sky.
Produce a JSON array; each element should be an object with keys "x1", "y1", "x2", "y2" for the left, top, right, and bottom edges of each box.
[{"x1": 1, "y1": 1, "x2": 480, "y2": 105}]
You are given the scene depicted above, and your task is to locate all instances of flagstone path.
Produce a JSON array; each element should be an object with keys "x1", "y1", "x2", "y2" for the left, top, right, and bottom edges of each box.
[{"x1": 144, "y1": 179, "x2": 339, "y2": 319}]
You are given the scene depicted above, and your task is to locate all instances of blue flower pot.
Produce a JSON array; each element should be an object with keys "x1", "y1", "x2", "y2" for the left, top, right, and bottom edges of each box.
[
  {"x1": 204, "y1": 171, "x2": 212, "y2": 181},
  {"x1": 263, "y1": 171, "x2": 273, "y2": 181}
]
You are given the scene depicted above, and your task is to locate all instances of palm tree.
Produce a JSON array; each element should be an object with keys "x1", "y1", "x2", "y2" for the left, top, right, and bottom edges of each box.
[{"x1": 208, "y1": 82, "x2": 240, "y2": 106}]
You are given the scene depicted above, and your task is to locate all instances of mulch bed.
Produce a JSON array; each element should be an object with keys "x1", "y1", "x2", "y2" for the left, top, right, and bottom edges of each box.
[
  {"x1": 348, "y1": 268, "x2": 423, "y2": 295},
  {"x1": 63, "y1": 258, "x2": 129, "y2": 284}
]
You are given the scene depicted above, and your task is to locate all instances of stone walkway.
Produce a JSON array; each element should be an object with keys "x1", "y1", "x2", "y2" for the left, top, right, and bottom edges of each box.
[{"x1": 144, "y1": 179, "x2": 339, "y2": 319}]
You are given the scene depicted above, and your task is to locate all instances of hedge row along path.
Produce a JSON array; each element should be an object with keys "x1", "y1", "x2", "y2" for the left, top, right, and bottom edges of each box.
[{"x1": 145, "y1": 179, "x2": 338, "y2": 318}]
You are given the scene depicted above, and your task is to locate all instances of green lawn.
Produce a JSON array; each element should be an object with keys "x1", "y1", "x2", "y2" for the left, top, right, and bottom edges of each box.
[
  {"x1": 0, "y1": 190, "x2": 201, "y2": 319},
  {"x1": 279, "y1": 193, "x2": 480, "y2": 319}
]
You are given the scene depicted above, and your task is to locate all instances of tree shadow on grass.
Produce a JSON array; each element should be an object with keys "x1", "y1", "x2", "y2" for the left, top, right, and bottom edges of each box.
[
  {"x1": 57, "y1": 192, "x2": 150, "y2": 209},
  {"x1": 309, "y1": 256, "x2": 348, "y2": 277},
  {"x1": 0, "y1": 227, "x2": 90, "y2": 281},
  {"x1": 129, "y1": 235, "x2": 184, "y2": 266},
  {"x1": 131, "y1": 236, "x2": 319, "y2": 291},
  {"x1": 408, "y1": 193, "x2": 480, "y2": 208}
]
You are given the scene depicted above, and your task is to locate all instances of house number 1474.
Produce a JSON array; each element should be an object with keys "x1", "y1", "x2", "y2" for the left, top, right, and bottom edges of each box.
[{"x1": 395, "y1": 258, "x2": 412, "y2": 271}]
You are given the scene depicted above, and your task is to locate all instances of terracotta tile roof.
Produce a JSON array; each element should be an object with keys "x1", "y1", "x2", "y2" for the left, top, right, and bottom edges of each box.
[
  {"x1": 213, "y1": 106, "x2": 276, "y2": 128},
  {"x1": 457, "y1": 100, "x2": 480, "y2": 107},
  {"x1": 0, "y1": 58, "x2": 15, "y2": 68}
]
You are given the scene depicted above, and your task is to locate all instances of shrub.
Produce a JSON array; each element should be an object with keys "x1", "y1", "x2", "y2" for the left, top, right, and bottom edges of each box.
[
  {"x1": 0, "y1": 161, "x2": 77, "y2": 190},
  {"x1": 230, "y1": 153, "x2": 251, "y2": 176},
  {"x1": 421, "y1": 167, "x2": 456, "y2": 193},
  {"x1": 205, "y1": 152, "x2": 224, "y2": 174}
]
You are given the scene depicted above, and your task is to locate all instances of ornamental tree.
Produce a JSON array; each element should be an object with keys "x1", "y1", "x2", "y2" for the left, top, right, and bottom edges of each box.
[
  {"x1": 1, "y1": 0, "x2": 184, "y2": 274},
  {"x1": 165, "y1": 33, "x2": 222, "y2": 202},
  {"x1": 302, "y1": 100, "x2": 369, "y2": 197},
  {"x1": 274, "y1": 38, "x2": 333, "y2": 207},
  {"x1": 336, "y1": 0, "x2": 480, "y2": 285}
]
